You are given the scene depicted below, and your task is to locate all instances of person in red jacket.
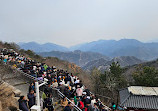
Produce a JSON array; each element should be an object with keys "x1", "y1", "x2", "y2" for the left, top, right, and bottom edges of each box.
[{"x1": 78, "y1": 99, "x2": 84, "y2": 110}]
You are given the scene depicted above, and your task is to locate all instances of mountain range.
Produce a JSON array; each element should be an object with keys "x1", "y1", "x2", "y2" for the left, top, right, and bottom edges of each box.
[
  {"x1": 38, "y1": 50, "x2": 110, "y2": 67},
  {"x1": 18, "y1": 39, "x2": 158, "y2": 61},
  {"x1": 70, "y1": 39, "x2": 158, "y2": 61}
]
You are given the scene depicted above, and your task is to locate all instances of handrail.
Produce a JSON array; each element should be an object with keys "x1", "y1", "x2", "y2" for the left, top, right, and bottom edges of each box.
[
  {"x1": 87, "y1": 89, "x2": 111, "y2": 110},
  {"x1": 55, "y1": 88, "x2": 82, "y2": 111}
]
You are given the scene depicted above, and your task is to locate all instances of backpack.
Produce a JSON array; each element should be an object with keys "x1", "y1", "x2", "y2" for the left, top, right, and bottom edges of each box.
[{"x1": 79, "y1": 101, "x2": 84, "y2": 109}]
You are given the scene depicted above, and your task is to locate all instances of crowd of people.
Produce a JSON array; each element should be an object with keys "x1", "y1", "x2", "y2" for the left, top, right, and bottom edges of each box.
[{"x1": 0, "y1": 48, "x2": 115, "y2": 111}]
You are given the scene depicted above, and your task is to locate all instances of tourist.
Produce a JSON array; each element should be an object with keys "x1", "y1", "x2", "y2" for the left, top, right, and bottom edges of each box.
[
  {"x1": 91, "y1": 95, "x2": 96, "y2": 107},
  {"x1": 74, "y1": 93, "x2": 77, "y2": 105},
  {"x1": 18, "y1": 96, "x2": 29, "y2": 111},
  {"x1": 76, "y1": 85, "x2": 83, "y2": 99},
  {"x1": 93, "y1": 103, "x2": 99, "y2": 111},
  {"x1": 78, "y1": 99, "x2": 84, "y2": 110},
  {"x1": 84, "y1": 86, "x2": 90, "y2": 96},
  {"x1": 63, "y1": 102, "x2": 71, "y2": 111},
  {"x1": 112, "y1": 102, "x2": 116, "y2": 111},
  {"x1": 45, "y1": 94, "x2": 54, "y2": 111},
  {"x1": 61, "y1": 96, "x2": 68, "y2": 108},
  {"x1": 29, "y1": 83, "x2": 35, "y2": 93},
  {"x1": 27, "y1": 90, "x2": 36, "y2": 108}
]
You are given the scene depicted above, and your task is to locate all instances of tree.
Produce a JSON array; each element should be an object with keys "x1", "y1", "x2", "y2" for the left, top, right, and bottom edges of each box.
[
  {"x1": 90, "y1": 68, "x2": 102, "y2": 94},
  {"x1": 109, "y1": 62, "x2": 127, "y2": 89},
  {"x1": 110, "y1": 62, "x2": 122, "y2": 77},
  {"x1": 133, "y1": 66, "x2": 158, "y2": 86},
  {"x1": 101, "y1": 62, "x2": 126, "y2": 100},
  {"x1": 90, "y1": 62, "x2": 127, "y2": 102}
]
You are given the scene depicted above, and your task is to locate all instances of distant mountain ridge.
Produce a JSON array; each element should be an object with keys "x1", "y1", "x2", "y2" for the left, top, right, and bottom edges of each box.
[
  {"x1": 70, "y1": 39, "x2": 158, "y2": 60},
  {"x1": 38, "y1": 50, "x2": 110, "y2": 67},
  {"x1": 18, "y1": 42, "x2": 68, "y2": 52}
]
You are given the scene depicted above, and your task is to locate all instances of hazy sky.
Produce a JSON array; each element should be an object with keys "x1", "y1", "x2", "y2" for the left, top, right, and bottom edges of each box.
[{"x1": 0, "y1": 0, "x2": 158, "y2": 47}]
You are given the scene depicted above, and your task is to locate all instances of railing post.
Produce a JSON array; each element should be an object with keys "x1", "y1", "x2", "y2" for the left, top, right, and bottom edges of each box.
[{"x1": 35, "y1": 82, "x2": 40, "y2": 108}]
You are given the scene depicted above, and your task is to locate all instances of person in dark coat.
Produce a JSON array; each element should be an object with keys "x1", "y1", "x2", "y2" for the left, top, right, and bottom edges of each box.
[
  {"x1": 87, "y1": 104, "x2": 93, "y2": 111},
  {"x1": 82, "y1": 95, "x2": 91, "y2": 107},
  {"x1": 84, "y1": 86, "x2": 90, "y2": 96},
  {"x1": 27, "y1": 90, "x2": 36, "y2": 108},
  {"x1": 18, "y1": 96, "x2": 29, "y2": 111},
  {"x1": 44, "y1": 82, "x2": 53, "y2": 96},
  {"x1": 45, "y1": 94, "x2": 54, "y2": 111},
  {"x1": 63, "y1": 102, "x2": 71, "y2": 111}
]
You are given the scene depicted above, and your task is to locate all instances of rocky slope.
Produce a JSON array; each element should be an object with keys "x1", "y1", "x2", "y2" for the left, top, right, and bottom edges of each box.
[{"x1": 82, "y1": 56, "x2": 143, "y2": 71}]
